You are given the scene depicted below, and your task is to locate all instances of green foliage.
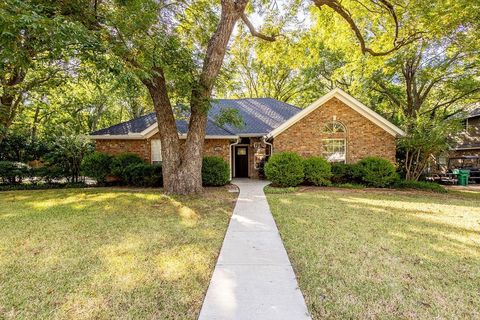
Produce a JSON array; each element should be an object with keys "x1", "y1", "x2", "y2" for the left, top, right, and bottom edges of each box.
[
  {"x1": 399, "y1": 117, "x2": 461, "y2": 180},
  {"x1": 0, "y1": 182, "x2": 87, "y2": 191},
  {"x1": 45, "y1": 135, "x2": 93, "y2": 183},
  {"x1": 123, "y1": 163, "x2": 163, "y2": 187},
  {"x1": 264, "y1": 152, "x2": 304, "y2": 187},
  {"x1": 331, "y1": 163, "x2": 360, "y2": 184},
  {"x1": 202, "y1": 156, "x2": 230, "y2": 186},
  {"x1": 303, "y1": 157, "x2": 332, "y2": 186},
  {"x1": 394, "y1": 180, "x2": 447, "y2": 193},
  {"x1": 0, "y1": 161, "x2": 28, "y2": 184},
  {"x1": 33, "y1": 166, "x2": 65, "y2": 184},
  {"x1": 356, "y1": 157, "x2": 399, "y2": 187},
  {"x1": 81, "y1": 152, "x2": 112, "y2": 184},
  {"x1": 110, "y1": 153, "x2": 144, "y2": 180},
  {"x1": 212, "y1": 107, "x2": 244, "y2": 129},
  {"x1": 0, "y1": 132, "x2": 51, "y2": 162}
]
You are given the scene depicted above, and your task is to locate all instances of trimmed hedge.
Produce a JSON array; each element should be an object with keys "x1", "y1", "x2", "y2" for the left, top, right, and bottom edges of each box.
[
  {"x1": 110, "y1": 153, "x2": 144, "y2": 181},
  {"x1": 264, "y1": 152, "x2": 304, "y2": 187},
  {"x1": 81, "y1": 152, "x2": 112, "y2": 184},
  {"x1": 124, "y1": 163, "x2": 163, "y2": 187},
  {"x1": 331, "y1": 163, "x2": 359, "y2": 184},
  {"x1": 202, "y1": 156, "x2": 230, "y2": 186},
  {"x1": 303, "y1": 157, "x2": 332, "y2": 186},
  {"x1": 356, "y1": 157, "x2": 399, "y2": 187}
]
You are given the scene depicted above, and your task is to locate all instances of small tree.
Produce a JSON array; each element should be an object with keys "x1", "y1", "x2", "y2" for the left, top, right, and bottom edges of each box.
[
  {"x1": 45, "y1": 135, "x2": 93, "y2": 183},
  {"x1": 399, "y1": 117, "x2": 460, "y2": 181}
]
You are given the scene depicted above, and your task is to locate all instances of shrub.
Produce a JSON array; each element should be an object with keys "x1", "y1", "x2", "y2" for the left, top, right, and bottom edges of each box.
[
  {"x1": 0, "y1": 161, "x2": 28, "y2": 184},
  {"x1": 202, "y1": 156, "x2": 229, "y2": 186},
  {"x1": 331, "y1": 163, "x2": 360, "y2": 184},
  {"x1": 81, "y1": 152, "x2": 112, "y2": 184},
  {"x1": 124, "y1": 163, "x2": 163, "y2": 187},
  {"x1": 111, "y1": 153, "x2": 144, "y2": 181},
  {"x1": 356, "y1": 157, "x2": 399, "y2": 187},
  {"x1": 394, "y1": 180, "x2": 447, "y2": 193},
  {"x1": 264, "y1": 152, "x2": 304, "y2": 187},
  {"x1": 303, "y1": 157, "x2": 332, "y2": 186}
]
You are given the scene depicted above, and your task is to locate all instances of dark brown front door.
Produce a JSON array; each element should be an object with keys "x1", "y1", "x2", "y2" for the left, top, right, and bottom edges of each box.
[{"x1": 235, "y1": 146, "x2": 248, "y2": 177}]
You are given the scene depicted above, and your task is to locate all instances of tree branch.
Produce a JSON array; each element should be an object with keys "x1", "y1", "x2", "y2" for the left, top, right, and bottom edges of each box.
[
  {"x1": 240, "y1": 12, "x2": 277, "y2": 42},
  {"x1": 313, "y1": 0, "x2": 421, "y2": 56}
]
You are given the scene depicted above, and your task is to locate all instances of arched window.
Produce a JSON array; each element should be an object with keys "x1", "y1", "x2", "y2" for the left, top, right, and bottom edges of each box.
[
  {"x1": 322, "y1": 121, "x2": 346, "y2": 163},
  {"x1": 323, "y1": 121, "x2": 346, "y2": 134}
]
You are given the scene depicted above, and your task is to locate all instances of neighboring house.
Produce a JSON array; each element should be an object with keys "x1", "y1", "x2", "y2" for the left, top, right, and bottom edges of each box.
[
  {"x1": 451, "y1": 107, "x2": 480, "y2": 157},
  {"x1": 439, "y1": 106, "x2": 480, "y2": 171},
  {"x1": 90, "y1": 88, "x2": 405, "y2": 179}
]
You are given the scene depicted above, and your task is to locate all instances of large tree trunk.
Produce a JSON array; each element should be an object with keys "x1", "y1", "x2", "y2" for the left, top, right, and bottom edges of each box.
[{"x1": 145, "y1": 0, "x2": 247, "y2": 194}]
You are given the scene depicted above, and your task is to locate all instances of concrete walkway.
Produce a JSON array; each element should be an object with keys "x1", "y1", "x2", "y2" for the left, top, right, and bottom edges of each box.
[{"x1": 199, "y1": 179, "x2": 311, "y2": 320}]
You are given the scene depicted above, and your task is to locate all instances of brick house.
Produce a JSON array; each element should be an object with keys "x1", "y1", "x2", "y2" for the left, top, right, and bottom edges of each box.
[{"x1": 90, "y1": 88, "x2": 405, "y2": 179}]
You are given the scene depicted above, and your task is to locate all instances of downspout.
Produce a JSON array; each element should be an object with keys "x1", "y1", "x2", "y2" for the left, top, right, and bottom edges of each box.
[
  {"x1": 229, "y1": 137, "x2": 241, "y2": 180},
  {"x1": 262, "y1": 135, "x2": 273, "y2": 155}
]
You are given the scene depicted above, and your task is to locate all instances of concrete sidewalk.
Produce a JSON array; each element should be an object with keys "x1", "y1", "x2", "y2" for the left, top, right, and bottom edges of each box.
[{"x1": 199, "y1": 179, "x2": 311, "y2": 320}]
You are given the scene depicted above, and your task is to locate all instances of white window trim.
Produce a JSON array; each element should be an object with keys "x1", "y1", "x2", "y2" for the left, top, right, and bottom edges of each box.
[
  {"x1": 151, "y1": 139, "x2": 162, "y2": 164},
  {"x1": 322, "y1": 138, "x2": 347, "y2": 163}
]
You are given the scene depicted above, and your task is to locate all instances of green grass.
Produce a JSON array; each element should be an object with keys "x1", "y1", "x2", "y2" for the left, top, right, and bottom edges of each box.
[
  {"x1": 267, "y1": 189, "x2": 480, "y2": 319},
  {"x1": 0, "y1": 188, "x2": 236, "y2": 319}
]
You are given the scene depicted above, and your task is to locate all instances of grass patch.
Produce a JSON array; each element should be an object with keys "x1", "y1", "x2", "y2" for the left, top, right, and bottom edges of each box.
[
  {"x1": 267, "y1": 189, "x2": 480, "y2": 319},
  {"x1": 263, "y1": 185, "x2": 299, "y2": 194},
  {"x1": 0, "y1": 187, "x2": 236, "y2": 319},
  {"x1": 333, "y1": 182, "x2": 366, "y2": 189}
]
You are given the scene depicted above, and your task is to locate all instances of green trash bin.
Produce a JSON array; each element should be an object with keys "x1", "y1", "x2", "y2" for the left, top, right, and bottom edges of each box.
[{"x1": 458, "y1": 169, "x2": 470, "y2": 186}]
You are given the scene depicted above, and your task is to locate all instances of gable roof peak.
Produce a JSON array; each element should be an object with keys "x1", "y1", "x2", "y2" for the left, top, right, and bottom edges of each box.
[{"x1": 267, "y1": 88, "x2": 405, "y2": 138}]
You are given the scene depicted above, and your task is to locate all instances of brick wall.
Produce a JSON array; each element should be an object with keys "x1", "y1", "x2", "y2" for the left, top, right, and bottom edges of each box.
[
  {"x1": 94, "y1": 136, "x2": 232, "y2": 164},
  {"x1": 273, "y1": 97, "x2": 397, "y2": 163},
  {"x1": 95, "y1": 139, "x2": 152, "y2": 162}
]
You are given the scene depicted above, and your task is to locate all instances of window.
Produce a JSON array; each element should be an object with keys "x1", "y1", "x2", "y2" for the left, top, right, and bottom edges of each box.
[
  {"x1": 323, "y1": 121, "x2": 346, "y2": 134},
  {"x1": 151, "y1": 139, "x2": 162, "y2": 164},
  {"x1": 322, "y1": 139, "x2": 346, "y2": 163},
  {"x1": 322, "y1": 120, "x2": 347, "y2": 163}
]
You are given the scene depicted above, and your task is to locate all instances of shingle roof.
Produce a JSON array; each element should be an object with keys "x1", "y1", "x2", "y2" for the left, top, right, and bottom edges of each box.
[
  {"x1": 91, "y1": 98, "x2": 301, "y2": 137},
  {"x1": 468, "y1": 107, "x2": 480, "y2": 119},
  {"x1": 208, "y1": 98, "x2": 301, "y2": 135}
]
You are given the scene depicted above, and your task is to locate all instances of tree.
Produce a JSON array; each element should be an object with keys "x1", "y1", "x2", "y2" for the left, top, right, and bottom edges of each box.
[
  {"x1": 369, "y1": 40, "x2": 480, "y2": 124},
  {"x1": 0, "y1": 0, "x2": 94, "y2": 144}
]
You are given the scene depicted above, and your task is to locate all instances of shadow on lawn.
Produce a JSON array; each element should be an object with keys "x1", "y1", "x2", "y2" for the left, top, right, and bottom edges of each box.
[{"x1": 0, "y1": 188, "x2": 234, "y2": 319}]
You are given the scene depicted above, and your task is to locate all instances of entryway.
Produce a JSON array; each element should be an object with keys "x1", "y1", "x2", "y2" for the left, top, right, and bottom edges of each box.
[{"x1": 234, "y1": 145, "x2": 249, "y2": 178}]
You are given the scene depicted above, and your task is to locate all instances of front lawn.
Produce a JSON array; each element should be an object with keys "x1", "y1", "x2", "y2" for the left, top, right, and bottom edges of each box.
[
  {"x1": 267, "y1": 188, "x2": 480, "y2": 319},
  {"x1": 0, "y1": 188, "x2": 236, "y2": 319}
]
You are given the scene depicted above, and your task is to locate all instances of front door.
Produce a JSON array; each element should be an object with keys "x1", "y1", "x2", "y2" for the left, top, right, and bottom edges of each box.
[{"x1": 235, "y1": 146, "x2": 249, "y2": 177}]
